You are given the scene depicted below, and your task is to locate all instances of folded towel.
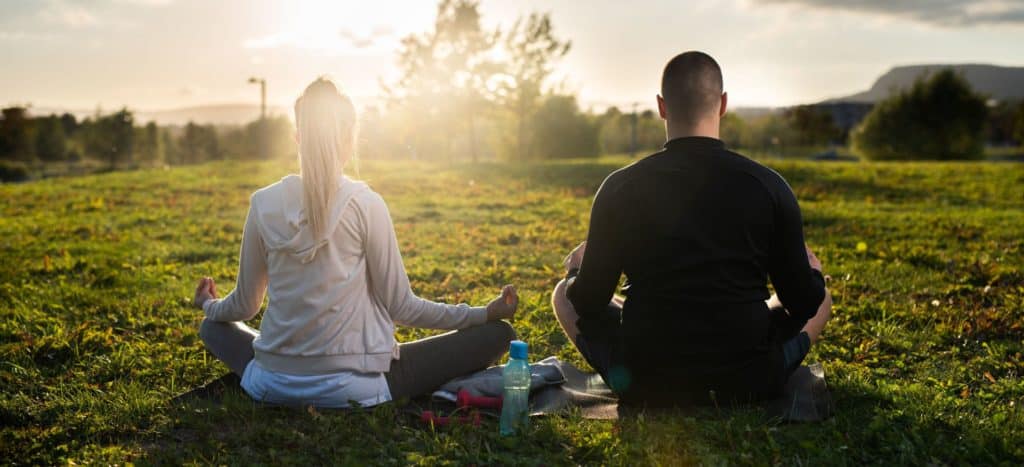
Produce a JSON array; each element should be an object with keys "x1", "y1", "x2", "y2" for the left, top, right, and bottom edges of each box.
[{"x1": 432, "y1": 356, "x2": 567, "y2": 402}]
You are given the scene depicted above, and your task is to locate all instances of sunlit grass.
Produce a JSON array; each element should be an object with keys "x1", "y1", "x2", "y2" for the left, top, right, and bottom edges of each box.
[{"x1": 1, "y1": 157, "x2": 1022, "y2": 464}]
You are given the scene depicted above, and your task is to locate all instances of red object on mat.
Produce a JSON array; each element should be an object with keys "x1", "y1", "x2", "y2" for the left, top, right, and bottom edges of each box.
[{"x1": 456, "y1": 389, "x2": 503, "y2": 409}]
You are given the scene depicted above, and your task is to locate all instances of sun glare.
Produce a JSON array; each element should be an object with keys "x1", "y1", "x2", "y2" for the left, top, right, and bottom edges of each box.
[{"x1": 247, "y1": 1, "x2": 435, "y2": 56}]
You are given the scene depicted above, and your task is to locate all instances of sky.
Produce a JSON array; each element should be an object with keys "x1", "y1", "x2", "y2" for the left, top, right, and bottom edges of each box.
[{"x1": 1, "y1": 0, "x2": 1022, "y2": 112}]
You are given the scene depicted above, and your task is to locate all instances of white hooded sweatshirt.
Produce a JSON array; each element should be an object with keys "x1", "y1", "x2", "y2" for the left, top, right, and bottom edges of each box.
[{"x1": 203, "y1": 175, "x2": 487, "y2": 376}]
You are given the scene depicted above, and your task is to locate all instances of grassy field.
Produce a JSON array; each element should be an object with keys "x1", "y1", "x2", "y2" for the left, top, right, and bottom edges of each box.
[{"x1": 1, "y1": 156, "x2": 1022, "y2": 465}]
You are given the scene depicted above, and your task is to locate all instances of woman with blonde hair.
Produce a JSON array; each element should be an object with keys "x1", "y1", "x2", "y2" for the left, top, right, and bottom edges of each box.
[{"x1": 192, "y1": 77, "x2": 517, "y2": 407}]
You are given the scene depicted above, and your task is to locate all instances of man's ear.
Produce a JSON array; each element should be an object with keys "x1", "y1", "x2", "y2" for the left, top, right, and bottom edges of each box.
[
  {"x1": 293, "y1": 131, "x2": 300, "y2": 145},
  {"x1": 657, "y1": 95, "x2": 668, "y2": 120},
  {"x1": 719, "y1": 92, "x2": 728, "y2": 117}
]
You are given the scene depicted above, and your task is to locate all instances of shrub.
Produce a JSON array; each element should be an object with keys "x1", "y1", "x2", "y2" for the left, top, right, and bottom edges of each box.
[
  {"x1": 852, "y1": 69, "x2": 988, "y2": 161},
  {"x1": 0, "y1": 160, "x2": 31, "y2": 182}
]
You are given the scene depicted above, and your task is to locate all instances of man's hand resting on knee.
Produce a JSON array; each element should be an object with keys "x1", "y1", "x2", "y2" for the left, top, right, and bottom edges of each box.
[{"x1": 563, "y1": 241, "x2": 586, "y2": 272}]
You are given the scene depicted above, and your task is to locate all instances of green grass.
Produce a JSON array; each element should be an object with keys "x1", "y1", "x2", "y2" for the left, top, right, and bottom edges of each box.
[{"x1": 2, "y1": 156, "x2": 1023, "y2": 465}]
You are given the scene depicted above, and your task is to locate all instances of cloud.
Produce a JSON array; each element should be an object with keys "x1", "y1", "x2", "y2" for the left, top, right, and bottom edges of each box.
[
  {"x1": 113, "y1": 0, "x2": 174, "y2": 5},
  {"x1": 338, "y1": 25, "x2": 394, "y2": 49},
  {"x1": 0, "y1": 31, "x2": 60, "y2": 42},
  {"x1": 176, "y1": 86, "x2": 205, "y2": 97},
  {"x1": 752, "y1": 0, "x2": 1024, "y2": 26},
  {"x1": 39, "y1": 2, "x2": 99, "y2": 28},
  {"x1": 244, "y1": 24, "x2": 398, "y2": 55}
]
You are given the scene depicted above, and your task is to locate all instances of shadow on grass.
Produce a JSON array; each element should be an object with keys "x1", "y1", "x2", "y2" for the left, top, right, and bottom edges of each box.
[
  {"x1": 455, "y1": 158, "x2": 984, "y2": 207},
  {"x1": 812, "y1": 383, "x2": 1020, "y2": 464}
]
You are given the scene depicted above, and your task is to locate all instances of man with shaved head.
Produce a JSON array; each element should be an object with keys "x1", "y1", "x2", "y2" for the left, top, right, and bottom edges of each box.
[{"x1": 551, "y1": 51, "x2": 833, "y2": 405}]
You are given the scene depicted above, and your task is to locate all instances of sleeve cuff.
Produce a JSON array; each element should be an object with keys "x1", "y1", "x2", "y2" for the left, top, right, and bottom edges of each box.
[
  {"x1": 469, "y1": 306, "x2": 489, "y2": 326},
  {"x1": 202, "y1": 298, "x2": 219, "y2": 320}
]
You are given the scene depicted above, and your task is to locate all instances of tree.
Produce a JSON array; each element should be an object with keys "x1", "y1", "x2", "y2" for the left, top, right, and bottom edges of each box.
[
  {"x1": 499, "y1": 12, "x2": 571, "y2": 160},
  {"x1": 161, "y1": 127, "x2": 180, "y2": 165},
  {"x1": 0, "y1": 107, "x2": 34, "y2": 161},
  {"x1": 385, "y1": 0, "x2": 500, "y2": 162},
  {"x1": 59, "y1": 113, "x2": 78, "y2": 137},
  {"x1": 81, "y1": 108, "x2": 135, "y2": 169},
  {"x1": 736, "y1": 113, "x2": 798, "y2": 155},
  {"x1": 135, "y1": 121, "x2": 163, "y2": 164},
  {"x1": 529, "y1": 95, "x2": 598, "y2": 158},
  {"x1": 1014, "y1": 101, "x2": 1024, "y2": 147},
  {"x1": 104, "y1": 109, "x2": 135, "y2": 169},
  {"x1": 598, "y1": 106, "x2": 663, "y2": 155},
  {"x1": 984, "y1": 101, "x2": 1016, "y2": 145},
  {"x1": 179, "y1": 122, "x2": 220, "y2": 164},
  {"x1": 720, "y1": 112, "x2": 746, "y2": 148},
  {"x1": 852, "y1": 69, "x2": 988, "y2": 160},
  {"x1": 245, "y1": 116, "x2": 293, "y2": 160},
  {"x1": 786, "y1": 105, "x2": 841, "y2": 147},
  {"x1": 34, "y1": 115, "x2": 67, "y2": 162}
]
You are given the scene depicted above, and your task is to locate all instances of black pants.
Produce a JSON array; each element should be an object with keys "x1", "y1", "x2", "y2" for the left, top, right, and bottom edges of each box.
[{"x1": 572, "y1": 303, "x2": 810, "y2": 402}]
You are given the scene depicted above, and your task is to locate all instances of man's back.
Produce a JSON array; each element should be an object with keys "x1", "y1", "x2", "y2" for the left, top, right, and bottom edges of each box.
[{"x1": 567, "y1": 136, "x2": 826, "y2": 402}]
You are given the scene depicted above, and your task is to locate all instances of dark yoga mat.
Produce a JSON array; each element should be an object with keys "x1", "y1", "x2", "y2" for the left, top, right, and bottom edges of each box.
[
  {"x1": 528, "y1": 362, "x2": 834, "y2": 422},
  {"x1": 174, "y1": 362, "x2": 833, "y2": 423}
]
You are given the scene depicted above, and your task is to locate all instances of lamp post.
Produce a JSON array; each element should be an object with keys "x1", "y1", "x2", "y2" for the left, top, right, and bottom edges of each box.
[
  {"x1": 248, "y1": 77, "x2": 267, "y2": 159},
  {"x1": 248, "y1": 77, "x2": 266, "y2": 121}
]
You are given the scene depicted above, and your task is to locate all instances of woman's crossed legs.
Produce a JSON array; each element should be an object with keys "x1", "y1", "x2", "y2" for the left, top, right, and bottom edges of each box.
[{"x1": 198, "y1": 319, "x2": 516, "y2": 401}]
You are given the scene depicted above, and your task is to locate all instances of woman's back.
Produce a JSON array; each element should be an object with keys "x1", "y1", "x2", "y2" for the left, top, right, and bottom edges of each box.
[{"x1": 194, "y1": 77, "x2": 518, "y2": 408}]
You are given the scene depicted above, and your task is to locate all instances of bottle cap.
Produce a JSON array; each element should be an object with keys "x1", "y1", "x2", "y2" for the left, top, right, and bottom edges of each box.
[{"x1": 509, "y1": 340, "x2": 528, "y2": 360}]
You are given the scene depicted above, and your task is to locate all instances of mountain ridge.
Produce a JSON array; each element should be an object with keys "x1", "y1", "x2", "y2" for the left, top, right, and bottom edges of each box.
[{"x1": 826, "y1": 64, "x2": 1024, "y2": 103}]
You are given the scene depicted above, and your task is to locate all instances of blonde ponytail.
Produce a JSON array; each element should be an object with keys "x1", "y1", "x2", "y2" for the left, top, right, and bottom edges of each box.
[{"x1": 294, "y1": 77, "x2": 358, "y2": 240}]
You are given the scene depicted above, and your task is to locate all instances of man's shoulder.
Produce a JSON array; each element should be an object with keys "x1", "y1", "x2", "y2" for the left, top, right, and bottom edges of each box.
[
  {"x1": 600, "y1": 149, "x2": 669, "y2": 190},
  {"x1": 720, "y1": 148, "x2": 792, "y2": 193}
]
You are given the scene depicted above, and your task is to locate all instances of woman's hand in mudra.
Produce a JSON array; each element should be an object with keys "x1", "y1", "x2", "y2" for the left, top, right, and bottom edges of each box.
[
  {"x1": 193, "y1": 277, "x2": 218, "y2": 310},
  {"x1": 486, "y1": 284, "x2": 518, "y2": 321}
]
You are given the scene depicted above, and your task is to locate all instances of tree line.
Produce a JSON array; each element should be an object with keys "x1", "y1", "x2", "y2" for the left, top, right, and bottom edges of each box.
[
  {"x1": 0, "y1": 105, "x2": 295, "y2": 181},
  {"x1": 3, "y1": 0, "x2": 1024, "y2": 181}
]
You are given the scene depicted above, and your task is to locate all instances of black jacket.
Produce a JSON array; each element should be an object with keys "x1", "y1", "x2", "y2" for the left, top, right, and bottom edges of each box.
[{"x1": 567, "y1": 136, "x2": 826, "y2": 403}]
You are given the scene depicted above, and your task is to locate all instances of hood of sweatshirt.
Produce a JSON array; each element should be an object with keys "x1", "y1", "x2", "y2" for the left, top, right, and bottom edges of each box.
[{"x1": 253, "y1": 174, "x2": 370, "y2": 264}]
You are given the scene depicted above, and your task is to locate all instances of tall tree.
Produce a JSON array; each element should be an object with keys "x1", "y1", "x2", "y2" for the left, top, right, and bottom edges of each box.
[
  {"x1": 106, "y1": 109, "x2": 134, "y2": 169},
  {"x1": 0, "y1": 107, "x2": 35, "y2": 161},
  {"x1": 59, "y1": 113, "x2": 78, "y2": 137},
  {"x1": 386, "y1": 0, "x2": 499, "y2": 162},
  {"x1": 34, "y1": 115, "x2": 67, "y2": 162},
  {"x1": 135, "y1": 121, "x2": 163, "y2": 164},
  {"x1": 179, "y1": 122, "x2": 221, "y2": 164},
  {"x1": 161, "y1": 127, "x2": 181, "y2": 165},
  {"x1": 499, "y1": 13, "x2": 571, "y2": 160},
  {"x1": 83, "y1": 108, "x2": 135, "y2": 169}
]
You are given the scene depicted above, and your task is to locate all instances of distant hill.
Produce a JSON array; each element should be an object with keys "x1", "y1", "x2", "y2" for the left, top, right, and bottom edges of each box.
[
  {"x1": 26, "y1": 103, "x2": 290, "y2": 126},
  {"x1": 135, "y1": 103, "x2": 289, "y2": 126},
  {"x1": 828, "y1": 64, "x2": 1024, "y2": 103}
]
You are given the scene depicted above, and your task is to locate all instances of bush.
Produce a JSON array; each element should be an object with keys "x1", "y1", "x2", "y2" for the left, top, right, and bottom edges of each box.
[
  {"x1": 852, "y1": 69, "x2": 988, "y2": 161},
  {"x1": 528, "y1": 95, "x2": 599, "y2": 159},
  {"x1": 0, "y1": 160, "x2": 31, "y2": 182}
]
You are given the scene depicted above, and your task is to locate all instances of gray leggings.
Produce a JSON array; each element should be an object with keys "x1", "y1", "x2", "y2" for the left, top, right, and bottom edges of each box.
[{"x1": 199, "y1": 319, "x2": 516, "y2": 400}]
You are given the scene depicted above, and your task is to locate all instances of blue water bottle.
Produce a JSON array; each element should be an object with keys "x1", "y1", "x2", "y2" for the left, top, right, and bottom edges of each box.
[{"x1": 499, "y1": 340, "x2": 530, "y2": 436}]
